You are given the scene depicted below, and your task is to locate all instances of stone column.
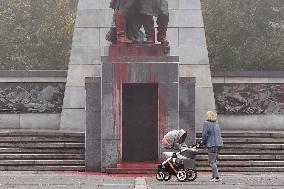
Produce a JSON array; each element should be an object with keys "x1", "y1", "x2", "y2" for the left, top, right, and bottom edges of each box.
[{"x1": 85, "y1": 77, "x2": 101, "y2": 171}]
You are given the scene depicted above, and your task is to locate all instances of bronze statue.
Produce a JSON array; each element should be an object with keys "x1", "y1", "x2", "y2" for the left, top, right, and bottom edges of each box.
[{"x1": 106, "y1": 0, "x2": 169, "y2": 45}]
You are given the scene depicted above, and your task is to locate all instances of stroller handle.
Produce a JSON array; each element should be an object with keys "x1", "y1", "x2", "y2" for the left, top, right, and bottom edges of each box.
[{"x1": 176, "y1": 142, "x2": 202, "y2": 155}]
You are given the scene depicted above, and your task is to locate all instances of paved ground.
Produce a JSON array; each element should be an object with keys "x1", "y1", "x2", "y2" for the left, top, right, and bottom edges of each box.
[{"x1": 0, "y1": 172, "x2": 283, "y2": 189}]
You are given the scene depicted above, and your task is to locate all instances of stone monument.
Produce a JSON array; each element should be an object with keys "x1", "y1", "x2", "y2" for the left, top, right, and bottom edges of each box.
[{"x1": 60, "y1": 0, "x2": 215, "y2": 172}]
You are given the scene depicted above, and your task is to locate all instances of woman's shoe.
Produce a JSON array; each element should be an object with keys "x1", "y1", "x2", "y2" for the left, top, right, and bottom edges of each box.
[{"x1": 210, "y1": 177, "x2": 221, "y2": 182}]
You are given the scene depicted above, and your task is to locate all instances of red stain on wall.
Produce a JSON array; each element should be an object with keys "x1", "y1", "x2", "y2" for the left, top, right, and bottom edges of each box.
[
  {"x1": 112, "y1": 62, "x2": 129, "y2": 162},
  {"x1": 148, "y1": 67, "x2": 157, "y2": 83},
  {"x1": 158, "y1": 87, "x2": 167, "y2": 160},
  {"x1": 120, "y1": 63, "x2": 128, "y2": 82},
  {"x1": 108, "y1": 44, "x2": 172, "y2": 163}
]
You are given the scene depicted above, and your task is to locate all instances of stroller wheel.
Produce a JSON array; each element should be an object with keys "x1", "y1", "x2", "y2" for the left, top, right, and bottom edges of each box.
[
  {"x1": 163, "y1": 171, "x2": 171, "y2": 181},
  {"x1": 176, "y1": 170, "x2": 187, "y2": 182},
  {"x1": 156, "y1": 171, "x2": 165, "y2": 181},
  {"x1": 186, "y1": 169, "x2": 197, "y2": 181}
]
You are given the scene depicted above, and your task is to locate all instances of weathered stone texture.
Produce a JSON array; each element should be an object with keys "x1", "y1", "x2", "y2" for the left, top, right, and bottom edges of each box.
[
  {"x1": 62, "y1": 87, "x2": 86, "y2": 109},
  {"x1": 20, "y1": 114, "x2": 60, "y2": 130},
  {"x1": 179, "y1": 77, "x2": 196, "y2": 145},
  {"x1": 85, "y1": 77, "x2": 101, "y2": 171},
  {"x1": 60, "y1": 109, "x2": 85, "y2": 130},
  {"x1": 66, "y1": 65, "x2": 101, "y2": 87},
  {"x1": 69, "y1": 47, "x2": 102, "y2": 65}
]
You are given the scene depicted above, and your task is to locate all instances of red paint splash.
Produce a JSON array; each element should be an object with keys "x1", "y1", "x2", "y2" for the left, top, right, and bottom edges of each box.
[{"x1": 59, "y1": 171, "x2": 155, "y2": 177}]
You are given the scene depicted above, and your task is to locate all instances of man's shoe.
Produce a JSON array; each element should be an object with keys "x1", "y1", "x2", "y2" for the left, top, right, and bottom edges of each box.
[
  {"x1": 157, "y1": 22, "x2": 169, "y2": 45},
  {"x1": 210, "y1": 177, "x2": 221, "y2": 182},
  {"x1": 157, "y1": 33, "x2": 169, "y2": 45}
]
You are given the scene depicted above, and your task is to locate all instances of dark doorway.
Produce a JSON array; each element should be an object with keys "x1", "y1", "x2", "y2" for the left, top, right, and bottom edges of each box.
[{"x1": 122, "y1": 83, "x2": 158, "y2": 162}]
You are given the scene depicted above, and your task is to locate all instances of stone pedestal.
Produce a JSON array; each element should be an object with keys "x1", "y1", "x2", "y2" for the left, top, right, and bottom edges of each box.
[
  {"x1": 109, "y1": 44, "x2": 170, "y2": 56},
  {"x1": 85, "y1": 44, "x2": 195, "y2": 171}
]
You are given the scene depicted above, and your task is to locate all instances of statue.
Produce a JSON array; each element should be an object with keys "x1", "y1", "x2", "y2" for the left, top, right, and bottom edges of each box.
[{"x1": 106, "y1": 0, "x2": 169, "y2": 45}]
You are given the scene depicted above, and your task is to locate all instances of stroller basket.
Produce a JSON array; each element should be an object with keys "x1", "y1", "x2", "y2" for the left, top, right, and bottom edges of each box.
[{"x1": 179, "y1": 147, "x2": 198, "y2": 159}]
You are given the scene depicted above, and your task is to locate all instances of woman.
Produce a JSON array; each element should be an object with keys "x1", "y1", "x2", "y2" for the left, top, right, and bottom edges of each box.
[{"x1": 202, "y1": 111, "x2": 224, "y2": 182}]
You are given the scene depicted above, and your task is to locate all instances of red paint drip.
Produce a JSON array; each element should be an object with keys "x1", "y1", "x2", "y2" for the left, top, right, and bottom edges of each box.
[
  {"x1": 158, "y1": 88, "x2": 166, "y2": 161},
  {"x1": 148, "y1": 72, "x2": 157, "y2": 83},
  {"x1": 120, "y1": 63, "x2": 128, "y2": 82},
  {"x1": 113, "y1": 64, "x2": 120, "y2": 137},
  {"x1": 112, "y1": 63, "x2": 128, "y2": 162},
  {"x1": 113, "y1": 64, "x2": 122, "y2": 161},
  {"x1": 148, "y1": 65, "x2": 157, "y2": 83}
]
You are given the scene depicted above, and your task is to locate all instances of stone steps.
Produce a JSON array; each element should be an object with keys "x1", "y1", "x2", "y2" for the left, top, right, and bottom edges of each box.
[
  {"x1": 217, "y1": 144, "x2": 284, "y2": 149},
  {"x1": 196, "y1": 132, "x2": 284, "y2": 138},
  {"x1": 196, "y1": 160, "x2": 284, "y2": 167},
  {"x1": 195, "y1": 131, "x2": 284, "y2": 172},
  {"x1": 196, "y1": 154, "x2": 284, "y2": 160},
  {"x1": 197, "y1": 167, "x2": 284, "y2": 172},
  {"x1": 108, "y1": 131, "x2": 284, "y2": 173},
  {"x1": 0, "y1": 154, "x2": 84, "y2": 159},
  {"x1": 0, "y1": 166, "x2": 85, "y2": 171},
  {"x1": 198, "y1": 149, "x2": 284, "y2": 154},
  {"x1": 0, "y1": 130, "x2": 85, "y2": 171},
  {"x1": 0, "y1": 130, "x2": 83, "y2": 137},
  {"x1": 0, "y1": 130, "x2": 283, "y2": 172},
  {"x1": 0, "y1": 142, "x2": 84, "y2": 148},
  {"x1": 0, "y1": 136, "x2": 84, "y2": 142},
  {"x1": 220, "y1": 138, "x2": 284, "y2": 143},
  {"x1": 0, "y1": 160, "x2": 85, "y2": 165},
  {"x1": 0, "y1": 148, "x2": 84, "y2": 154}
]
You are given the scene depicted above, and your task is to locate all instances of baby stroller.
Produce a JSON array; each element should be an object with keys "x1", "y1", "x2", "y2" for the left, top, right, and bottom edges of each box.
[{"x1": 156, "y1": 144, "x2": 199, "y2": 182}]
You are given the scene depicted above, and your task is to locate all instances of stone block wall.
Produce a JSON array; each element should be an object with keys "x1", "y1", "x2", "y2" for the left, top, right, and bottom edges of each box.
[{"x1": 170, "y1": 0, "x2": 215, "y2": 131}]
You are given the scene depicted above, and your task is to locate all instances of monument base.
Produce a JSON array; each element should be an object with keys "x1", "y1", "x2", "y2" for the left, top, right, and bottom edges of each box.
[{"x1": 85, "y1": 44, "x2": 195, "y2": 172}]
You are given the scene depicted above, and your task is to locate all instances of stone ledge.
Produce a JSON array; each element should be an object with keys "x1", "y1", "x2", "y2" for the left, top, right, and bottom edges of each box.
[
  {"x1": 0, "y1": 70, "x2": 67, "y2": 77},
  {"x1": 0, "y1": 129, "x2": 84, "y2": 136},
  {"x1": 212, "y1": 71, "x2": 284, "y2": 78},
  {"x1": 109, "y1": 44, "x2": 170, "y2": 57},
  {"x1": 102, "y1": 56, "x2": 179, "y2": 63}
]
